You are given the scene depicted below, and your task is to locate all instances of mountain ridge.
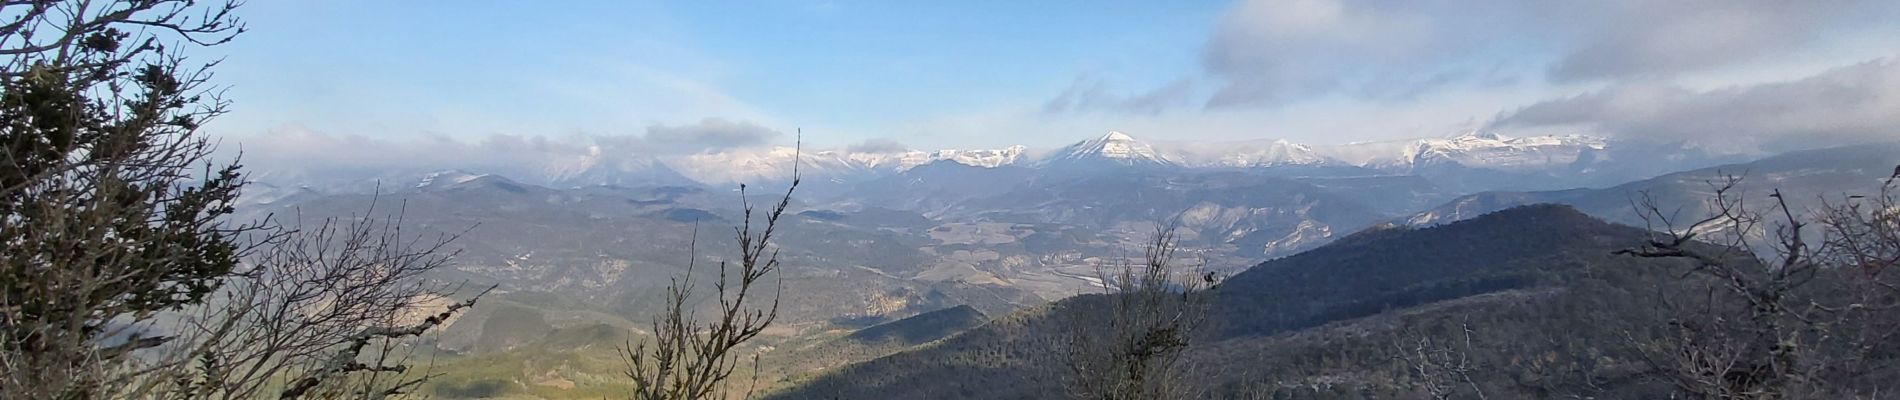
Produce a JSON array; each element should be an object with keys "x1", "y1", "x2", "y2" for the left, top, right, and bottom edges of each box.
[
  {"x1": 1406, "y1": 142, "x2": 1900, "y2": 227},
  {"x1": 246, "y1": 130, "x2": 1744, "y2": 193}
]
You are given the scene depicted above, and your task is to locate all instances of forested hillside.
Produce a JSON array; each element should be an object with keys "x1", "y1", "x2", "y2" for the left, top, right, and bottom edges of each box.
[{"x1": 767, "y1": 205, "x2": 1704, "y2": 398}]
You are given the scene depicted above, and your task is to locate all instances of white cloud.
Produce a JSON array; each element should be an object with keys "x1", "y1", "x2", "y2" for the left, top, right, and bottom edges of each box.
[
  {"x1": 643, "y1": 118, "x2": 784, "y2": 153},
  {"x1": 1004, "y1": 0, "x2": 1900, "y2": 148},
  {"x1": 1202, "y1": 0, "x2": 1453, "y2": 108},
  {"x1": 1042, "y1": 77, "x2": 1197, "y2": 115},
  {"x1": 227, "y1": 117, "x2": 794, "y2": 185},
  {"x1": 1190, "y1": 0, "x2": 1892, "y2": 107},
  {"x1": 1492, "y1": 58, "x2": 1900, "y2": 150}
]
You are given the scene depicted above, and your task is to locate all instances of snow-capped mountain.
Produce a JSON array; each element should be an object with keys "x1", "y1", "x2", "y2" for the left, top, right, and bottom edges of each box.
[
  {"x1": 1039, "y1": 131, "x2": 1173, "y2": 168},
  {"x1": 1297, "y1": 131, "x2": 1655, "y2": 191},
  {"x1": 540, "y1": 150, "x2": 700, "y2": 188},
  {"x1": 1310, "y1": 131, "x2": 1607, "y2": 173},
  {"x1": 1403, "y1": 142, "x2": 1900, "y2": 228},
  {"x1": 840, "y1": 146, "x2": 1029, "y2": 171},
  {"x1": 918, "y1": 146, "x2": 1028, "y2": 169},
  {"x1": 1159, "y1": 138, "x2": 1337, "y2": 168},
  {"x1": 672, "y1": 145, "x2": 1030, "y2": 184},
  {"x1": 413, "y1": 169, "x2": 491, "y2": 189},
  {"x1": 1398, "y1": 131, "x2": 1607, "y2": 171},
  {"x1": 677, "y1": 147, "x2": 872, "y2": 184},
  {"x1": 244, "y1": 128, "x2": 1743, "y2": 195}
]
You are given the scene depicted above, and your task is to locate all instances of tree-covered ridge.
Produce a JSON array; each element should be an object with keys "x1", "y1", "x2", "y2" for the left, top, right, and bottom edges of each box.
[
  {"x1": 765, "y1": 204, "x2": 1689, "y2": 399},
  {"x1": 841, "y1": 305, "x2": 987, "y2": 347},
  {"x1": 1213, "y1": 204, "x2": 1645, "y2": 337}
]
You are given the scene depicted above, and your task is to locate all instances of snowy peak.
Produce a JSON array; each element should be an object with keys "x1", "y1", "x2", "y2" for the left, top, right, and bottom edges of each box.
[
  {"x1": 400, "y1": 169, "x2": 547, "y2": 195},
  {"x1": 932, "y1": 145, "x2": 1027, "y2": 168},
  {"x1": 670, "y1": 144, "x2": 1030, "y2": 184},
  {"x1": 1402, "y1": 132, "x2": 1606, "y2": 170},
  {"x1": 1044, "y1": 130, "x2": 1172, "y2": 167},
  {"x1": 1157, "y1": 138, "x2": 1339, "y2": 168},
  {"x1": 871, "y1": 145, "x2": 1029, "y2": 170},
  {"x1": 1215, "y1": 139, "x2": 1332, "y2": 167},
  {"x1": 246, "y1": 129, "x2": 1660, "y2": 192},
  {"x1": 414, "y1": 169, "x2": 490, "y2": 189},
  {"x1": 532, "y1": 149, "x2": 700, "y2": 188},
  {"x1": 677, "y1": 147, "x2": 866, "y2": 185},
  {"x1": 1253, "y1": 139, "x2": 1330, "y2": 166}
]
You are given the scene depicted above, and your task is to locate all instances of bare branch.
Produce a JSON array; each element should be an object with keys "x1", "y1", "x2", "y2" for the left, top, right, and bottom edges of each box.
[{"x1": 624, "y1": 174, "x2": 799, "y2": 400}]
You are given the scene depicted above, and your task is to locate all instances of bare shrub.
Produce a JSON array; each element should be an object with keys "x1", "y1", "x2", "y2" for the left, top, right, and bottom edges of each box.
[
  {"x1": 171, "y1": 206, "x2": 488, "y2": 400},
  {"x1": 1391, "y1": 318, "x2": 1488, "y2": 400},
  {"x1": 1063, "y1": 224, "x2": 1217, "y2": 400},
  {"x1": 623, "y1": 180, "x2": 797, "y2": 400},
  {"x1": 1618, "y1": 171, "x2": 1900, "y2": 399}
]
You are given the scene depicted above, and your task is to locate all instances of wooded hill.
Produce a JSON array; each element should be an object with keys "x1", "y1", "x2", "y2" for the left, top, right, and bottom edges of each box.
[{"x1": 767, "y1": 204, "x2": 1780, "y2": 399}]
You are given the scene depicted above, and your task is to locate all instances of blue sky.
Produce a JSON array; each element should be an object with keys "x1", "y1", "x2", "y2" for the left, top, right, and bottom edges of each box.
[
  {"x1": 212, "y1": 1, "x2": 1222, "y2": 149},
  {"x1": 211, "y1": 1, "x2": 1900, "y2": 152}
]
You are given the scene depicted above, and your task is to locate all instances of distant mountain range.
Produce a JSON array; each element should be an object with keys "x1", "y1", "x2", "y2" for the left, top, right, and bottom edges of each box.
[
  {"x1": 680, "y1": 130, "x2": 1746, "y2": 193},
  {"x1": 246, "y1": 130, "x2": 1753, "y2": 196},
  {"x1": 1406, "y1": 142, "x2": 1900, "y2": 228}
]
